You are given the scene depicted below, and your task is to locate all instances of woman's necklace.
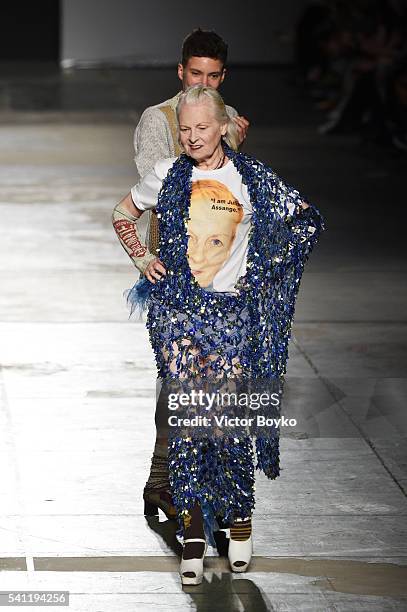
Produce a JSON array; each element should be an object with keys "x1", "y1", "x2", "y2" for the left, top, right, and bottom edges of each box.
[
  {"x1": 195, "y1": 150, "x2": 226, "y2": 171},
  {"x1": 214, "y1": 152, "x2": 226, "y2": 169}
]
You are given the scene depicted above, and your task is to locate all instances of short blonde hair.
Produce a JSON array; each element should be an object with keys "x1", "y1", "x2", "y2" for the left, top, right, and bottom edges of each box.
[{"x1": 176, "y1": 84, "x2": 240, "y2": 151}]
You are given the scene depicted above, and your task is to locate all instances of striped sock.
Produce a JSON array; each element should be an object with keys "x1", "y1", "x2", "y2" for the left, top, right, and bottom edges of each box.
[{"x1": 230, "y1": 517, "x2": 252, "y2": 542}]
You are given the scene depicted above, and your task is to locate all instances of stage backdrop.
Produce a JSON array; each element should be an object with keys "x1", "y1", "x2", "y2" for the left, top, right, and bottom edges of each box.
[{"x1": 61, "y1": 0, "x2": 309, "y2": 67}]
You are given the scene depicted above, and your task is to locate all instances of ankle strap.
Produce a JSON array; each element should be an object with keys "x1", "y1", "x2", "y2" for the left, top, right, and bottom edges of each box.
[{"x1": 183, "y1": 538, "x2": 206, "y2": 544}]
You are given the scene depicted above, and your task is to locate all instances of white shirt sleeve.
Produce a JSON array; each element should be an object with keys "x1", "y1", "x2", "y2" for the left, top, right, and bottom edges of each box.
[
  {"x1": 287, "y1": 198, "x2": 296, "y2": 216},
  {"x1": 130, "y1": 158, "x2": 175, "y2": 211}
]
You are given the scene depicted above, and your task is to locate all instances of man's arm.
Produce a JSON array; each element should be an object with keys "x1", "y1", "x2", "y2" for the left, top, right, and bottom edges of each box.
[{"x1": 134, "y1": 108, "x2": 173, "y2": 178}]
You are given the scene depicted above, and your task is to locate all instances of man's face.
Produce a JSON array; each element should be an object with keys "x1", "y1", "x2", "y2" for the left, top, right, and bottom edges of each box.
[{"x1": 178, "y1": 56, "x2": 225, "y2": 90}]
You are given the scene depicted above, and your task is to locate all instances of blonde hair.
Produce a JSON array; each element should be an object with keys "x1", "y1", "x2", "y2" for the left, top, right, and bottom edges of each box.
[
  {"x1": 176, "y1": 84, "x2": 240, "y2": 151},
  {"x1": 190, "y1": 179, "x2": 244, "y2": 222}
]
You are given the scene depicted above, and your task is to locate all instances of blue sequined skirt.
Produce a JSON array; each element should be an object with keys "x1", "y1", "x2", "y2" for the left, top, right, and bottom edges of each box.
[{"x1": 145, "y1": 293, "x2": 275, "y2": 546}]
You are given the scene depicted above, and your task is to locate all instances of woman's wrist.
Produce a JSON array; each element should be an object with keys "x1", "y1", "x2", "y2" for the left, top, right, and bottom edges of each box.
[{"x1": 136, "y1": 251, "x2": 157, "y2": 274}]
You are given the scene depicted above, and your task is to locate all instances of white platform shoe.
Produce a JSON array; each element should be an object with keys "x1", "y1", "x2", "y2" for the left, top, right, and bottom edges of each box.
[
  {"x1": 228, "y1": 518, "x2": 253, "y2": 573},
  {"x1": 180, "y1": 538, "x2": 207, "y2": 585}
]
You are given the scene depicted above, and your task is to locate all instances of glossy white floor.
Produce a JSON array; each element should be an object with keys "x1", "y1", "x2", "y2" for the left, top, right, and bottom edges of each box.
[{"x1": 1, "y1": 72, "x2": 407, "y2": 610}]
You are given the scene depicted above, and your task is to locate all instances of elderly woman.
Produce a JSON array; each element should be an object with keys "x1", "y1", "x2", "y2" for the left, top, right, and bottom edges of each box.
[{"x1": 112, "y1": 84, "x2": 325, "y2": 585}]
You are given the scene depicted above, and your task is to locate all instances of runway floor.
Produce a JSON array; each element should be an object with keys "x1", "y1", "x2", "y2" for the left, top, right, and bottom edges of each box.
[{"x1": 0, "y1": 64, "x2": 406, "y2": 611}]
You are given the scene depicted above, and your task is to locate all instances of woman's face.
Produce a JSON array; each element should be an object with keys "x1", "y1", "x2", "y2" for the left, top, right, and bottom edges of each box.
[
  {"x1": 178, "y1": 101, "x2": 227, "y2": 163},
  {"x1": 187, "y1": 195, "x2": 240, "y2": 288}
]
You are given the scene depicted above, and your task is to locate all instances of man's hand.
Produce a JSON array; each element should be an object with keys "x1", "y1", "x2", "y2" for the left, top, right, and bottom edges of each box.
[
  {"x1": 145, "y1": 258, "x2": 167, "y2": 283},
  {"x1": 233, "y1": 115, "x2": 250, "y2": 147}
]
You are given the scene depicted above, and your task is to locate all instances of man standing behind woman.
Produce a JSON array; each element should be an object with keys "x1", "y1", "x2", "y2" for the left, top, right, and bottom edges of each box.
[{"x1": 129, "y1": 28, "x2": 250, "y2": 520}]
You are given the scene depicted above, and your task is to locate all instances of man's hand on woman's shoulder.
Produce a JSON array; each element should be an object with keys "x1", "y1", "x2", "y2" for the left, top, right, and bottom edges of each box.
[{"x1": 233, "y1": 115, "x2": 250, "y2": 146}]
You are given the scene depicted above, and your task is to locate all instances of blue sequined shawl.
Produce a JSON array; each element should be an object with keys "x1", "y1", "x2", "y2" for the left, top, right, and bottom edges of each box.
[
  {"x1": 128, "y1": 142, "x2": 325, "y2": 380},
  {"x1": 127, "y1": 143, "x2": 325, "y2": 481}
]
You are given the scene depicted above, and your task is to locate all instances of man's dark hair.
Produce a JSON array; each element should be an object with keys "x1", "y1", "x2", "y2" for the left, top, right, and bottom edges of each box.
[{"x1": 181, "y1": 28, "x2": 228, "y2": 67}]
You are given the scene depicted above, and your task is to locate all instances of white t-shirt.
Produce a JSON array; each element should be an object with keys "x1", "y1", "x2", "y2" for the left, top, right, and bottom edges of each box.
[{"x1": 131, "y1": 158, "x2": 294, "y2": 294}]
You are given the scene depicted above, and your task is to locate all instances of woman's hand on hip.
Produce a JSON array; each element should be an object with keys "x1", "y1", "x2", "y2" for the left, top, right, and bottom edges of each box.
[{"x1": 145, "y1": 258, "x2": 167, "y2": 283}]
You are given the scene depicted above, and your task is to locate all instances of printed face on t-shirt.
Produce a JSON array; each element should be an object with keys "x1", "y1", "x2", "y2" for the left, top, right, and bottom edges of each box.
[{"x1": 186, "y1": 179, "x2": 244, "y2": 288}]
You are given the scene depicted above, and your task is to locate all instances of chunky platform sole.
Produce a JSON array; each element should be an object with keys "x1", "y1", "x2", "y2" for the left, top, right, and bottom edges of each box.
[
  {"x1": 228, "y1": 534, "x2": 253, "y2": 573},
  {"x1": 180, "y1": 538, "x2": 207, "y2": 585}
]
